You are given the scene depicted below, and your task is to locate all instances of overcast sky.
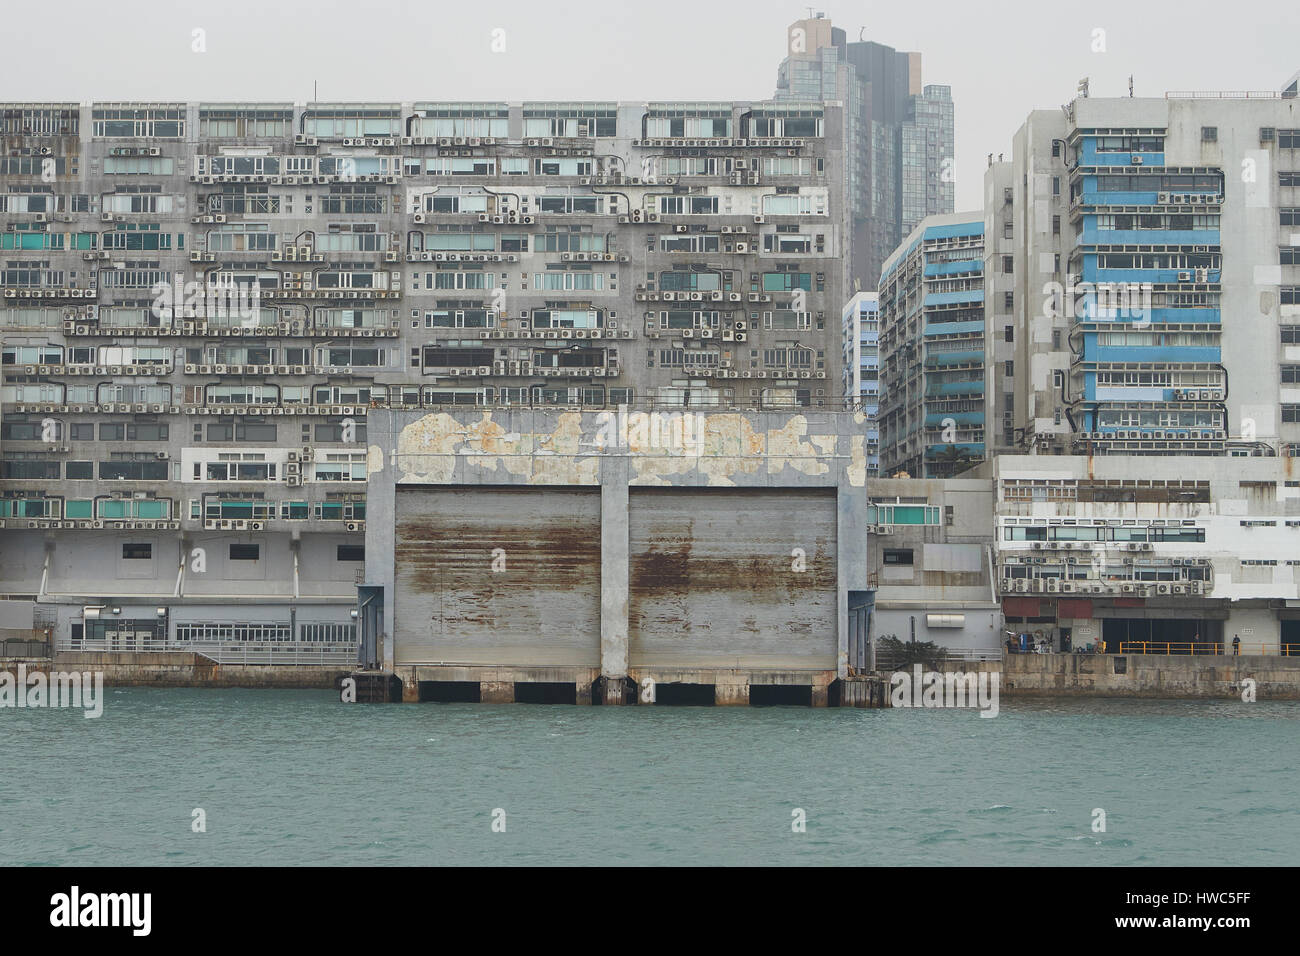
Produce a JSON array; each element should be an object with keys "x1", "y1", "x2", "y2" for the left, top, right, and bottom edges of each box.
[{"x1": 5, "y1": 0, "x2": 1296, "y2": 209}]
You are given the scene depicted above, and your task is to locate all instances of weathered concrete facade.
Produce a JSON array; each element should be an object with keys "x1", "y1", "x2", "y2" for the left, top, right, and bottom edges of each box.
[{"x1": 363, "y1": 406, "x2": 870, "y2": 703}]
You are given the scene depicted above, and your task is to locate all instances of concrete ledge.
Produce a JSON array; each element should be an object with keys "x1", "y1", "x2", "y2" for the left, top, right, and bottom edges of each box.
[
  {"x1": 10, "y1": 653, "x2": 352, "y2": 689},
  {"x1": 923, "y1": 653, "x2": 1300, "y2": 699}
]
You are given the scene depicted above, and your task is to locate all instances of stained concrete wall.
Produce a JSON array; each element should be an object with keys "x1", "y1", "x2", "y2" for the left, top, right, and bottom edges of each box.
[{"x1": 364, "y1": 407, "x2": 870, "y2": 688}]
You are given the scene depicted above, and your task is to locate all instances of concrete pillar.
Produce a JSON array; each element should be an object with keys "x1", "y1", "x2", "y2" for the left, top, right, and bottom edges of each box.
[
  {"x1": 600, "y1": 457, "x2": 630, "y2": 681},
  {"x1": 837, "y1": 473, "x2": 868, "y2": 679},
  {"x1": 367, "y1": 409, "x2": 399, "y2": 672},
  {"x1": 399, "y1": 667, "x2": 419, "y2": 702},
  {"x1": 811, "y1": 682, "x2": 829, "y2": 708},
  {"x1": 480, "y1": 681, "x2": 514, "y2": 704},
  {"x1": 715, "y1": 681, "x2": 749, "y2": 706}
]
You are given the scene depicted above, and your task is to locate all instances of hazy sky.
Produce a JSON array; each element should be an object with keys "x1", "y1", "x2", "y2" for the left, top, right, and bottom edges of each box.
[{"x1": 5, "y1": 0, "x2": 1296, "y2": 209}]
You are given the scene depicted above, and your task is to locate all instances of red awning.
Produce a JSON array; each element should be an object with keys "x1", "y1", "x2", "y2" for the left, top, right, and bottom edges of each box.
[
  {"x1": 1058, "y1": 599, "x2": 1094, "y2": 620},
  {"x1": 1002, "y1": 597, "x2": 1041, "y2": 618}
]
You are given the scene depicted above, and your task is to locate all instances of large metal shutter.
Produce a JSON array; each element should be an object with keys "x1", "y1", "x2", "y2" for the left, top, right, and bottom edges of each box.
[
  {"x1": 628, "y1": 488, "x2": 837, "y2": 669},
  {"x1": 394, "y1": 487, "x2": 602, "y2": 666}
]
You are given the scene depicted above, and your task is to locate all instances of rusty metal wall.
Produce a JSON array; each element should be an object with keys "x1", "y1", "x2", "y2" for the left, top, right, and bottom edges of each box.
[
  {"x1": 393, "y1": 487, "x2": 602, "y2": 666},
  {"x1": 628, "y1": 488, "x2": 837, "y2": 670}
]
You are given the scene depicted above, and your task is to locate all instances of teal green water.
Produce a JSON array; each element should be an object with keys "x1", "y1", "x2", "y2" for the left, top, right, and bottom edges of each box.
[{"x1": 1, "y1": 689, "x2": 1296, "y2": 866}]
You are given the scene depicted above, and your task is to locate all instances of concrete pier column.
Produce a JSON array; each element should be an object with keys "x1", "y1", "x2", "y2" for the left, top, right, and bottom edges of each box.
[
  {"x1": 480, "y1": 681, "x2": 514, "y2": 704},
  {"x1": 715, "y1": 680, "x2": 749, "y2": 706},
  {"x1": 602, "y1": 678, "x2": 627, "y2": 705},
  {"x1": 811, "y1": 681, "x2": 830, "y2": 708},
  {"x1": 600, "y1": 458, "x2": 630, "y2": 693},
  {"x1": 399, "y1": 667, "x2": 419, "y2": 702}
]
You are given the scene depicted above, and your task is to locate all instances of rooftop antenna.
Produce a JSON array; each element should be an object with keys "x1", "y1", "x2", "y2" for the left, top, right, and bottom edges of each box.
[{"x1": 1128, "y1": 75, "x2": 1134, "y2": 97}]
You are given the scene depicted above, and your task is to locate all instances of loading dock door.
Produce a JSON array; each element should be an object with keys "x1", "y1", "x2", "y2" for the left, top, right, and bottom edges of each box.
[
  {"x1": 628, "y1": 488, "x2": 837, "y2": 670},
  {"x1": 394, "y1": 486, "x2": 602, "y2": 666}
]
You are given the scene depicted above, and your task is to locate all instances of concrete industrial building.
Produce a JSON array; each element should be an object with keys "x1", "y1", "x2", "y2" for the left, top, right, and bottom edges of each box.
[
  {"x1": 775, "y1": 15, "x2": 954, "y2": 287},
  {"x1": 0, "y1": 99, "x2": 849, "y2": 657},
  {"x1": 990, "y1": 454, "x2": 1300, "y2": 655},
  {"x1": 867, "y1": 474, "x2": 1001, "y2": 656},
  {"x1": 877, "y1": 212, "x2": 988, "y2": 478}
]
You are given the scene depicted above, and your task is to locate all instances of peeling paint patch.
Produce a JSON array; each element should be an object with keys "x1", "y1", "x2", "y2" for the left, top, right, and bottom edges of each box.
[
  {"x1": 393, "y1": 409, "x2": 850, "y2": 487},
  {"x1": 848, "y1": 435, "x2": 866, "y2": 487}
]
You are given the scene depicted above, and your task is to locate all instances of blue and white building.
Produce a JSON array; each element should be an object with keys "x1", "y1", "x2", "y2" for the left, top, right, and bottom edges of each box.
[
  {"x1": 996, "y1": 84, "x2": 1300, "y2": 458},
  {"x1": 877, "y1": 212, "x2": 987, "y2": 478}
]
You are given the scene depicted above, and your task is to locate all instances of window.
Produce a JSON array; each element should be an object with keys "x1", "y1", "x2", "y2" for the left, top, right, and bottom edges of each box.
[
  {"x1": 337, "y1": 545, "x2": 365, "y2": 562},
  {"x1": 1002, "y1": 255, "x2": 1013, "y2": 274},
  {"x1": 122, "y1": 543, "x2": 152, "y2": 560},
  {"x1": 1004, "y1": 325, "x2": 1013, "y2": 343},
  {"x1": 229, "y1": 543, "x2": 260, "y2": 561},
  {"x1": 1201, "y1": 127, "x2": 1217, "y2": 143},
  {"x1": 1003, "y1": 291, "x2": 1013, "y2": 311},
  {"x1": 1005, "y1": 360, "x2": 1014, "y2": 376},
  {"x1": 1052, "y1": 215, "x2": 1061, "y2": 236},
  {"x1": 1052, "y1": 177, "x2": 1060, "y2": 196},
  {"x1": 882, "y1": 549, "x2": 914, "y2": 566}
]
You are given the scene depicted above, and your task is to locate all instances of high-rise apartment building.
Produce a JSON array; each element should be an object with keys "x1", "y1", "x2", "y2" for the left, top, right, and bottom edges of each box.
[
  {"x1": 0, "y1": 99, "x2": 847, "y2": 651},
  {"x1": 877, "y1": 212, "x2": 987, "y2": 478},
  {"x1": 994, "y1": 86, "x2": 1300, "y2": 458},
  {"x1": 776, "y1": 15, "x2": 954, "y2": 287}
]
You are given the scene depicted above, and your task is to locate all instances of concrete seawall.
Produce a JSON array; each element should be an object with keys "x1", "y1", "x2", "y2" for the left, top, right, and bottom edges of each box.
[
  {"x1": 5, "y1": 652, "x2": 1299, "y2": 700},
  {"x1": 3, "y1": 653, "x2": 349, "y2": 689},
  {"x1": 926, "y1": 653, "x2": 1300, "y2": 700}
]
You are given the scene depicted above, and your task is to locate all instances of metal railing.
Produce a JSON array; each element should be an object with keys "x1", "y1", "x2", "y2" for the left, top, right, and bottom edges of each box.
[
  {"x1": 0, "y1": 639, "x2": 52, "y2": 659},
  {"x1": 1118, "y1": 641, "x2": 1298, "y2": 657},
  {"x1": 187, "y1": 641, "x2": 359, "y2": 666},
  {"x1": 56, "y1": 636, "x2": 359, "y2": 665},
  {"x1": 1165, "y1": 91, "x2": 1290, "y2": 99},
  {"x1": 873, "y1": 646, "x2": 1003, "y2": 670}
]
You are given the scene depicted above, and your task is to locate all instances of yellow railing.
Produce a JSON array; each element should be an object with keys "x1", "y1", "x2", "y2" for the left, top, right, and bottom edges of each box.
[{"x1": 1119, "y1": 641, "x2": 1296, "y2": 656}]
